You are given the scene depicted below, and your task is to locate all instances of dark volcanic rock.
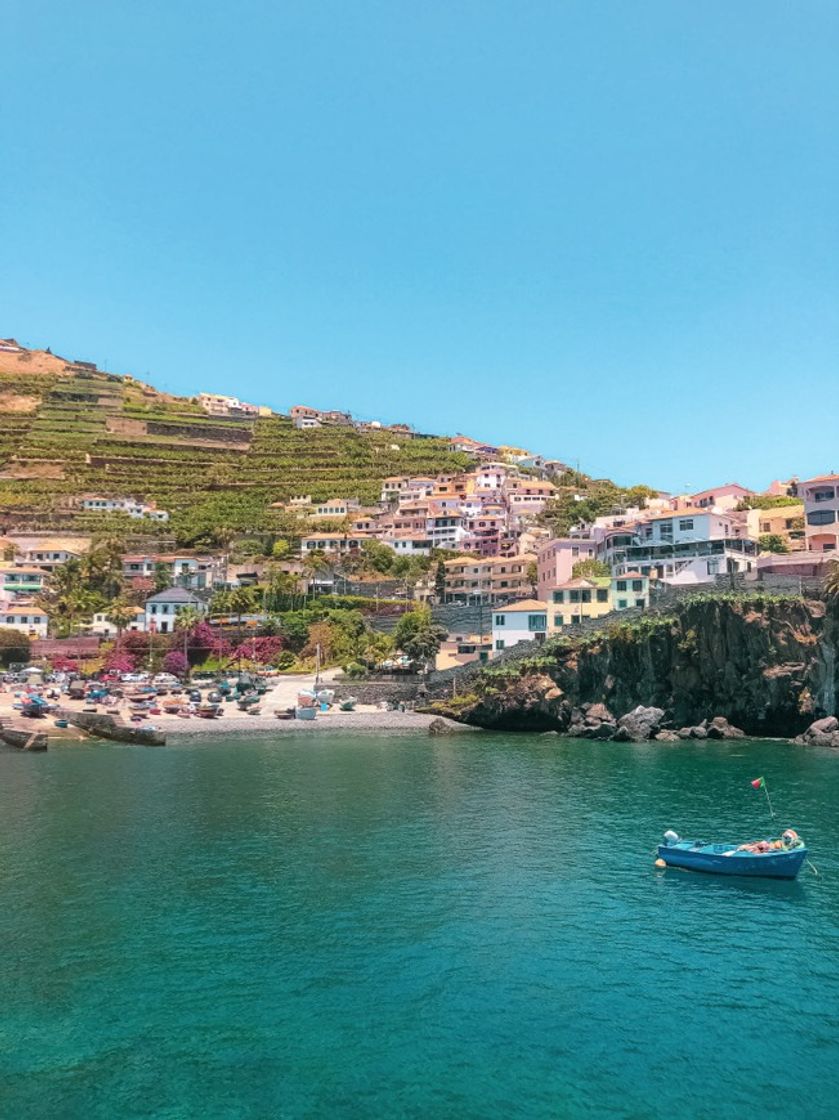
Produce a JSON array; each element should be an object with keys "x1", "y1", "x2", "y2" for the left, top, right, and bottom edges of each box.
[
  {"x1": 617, "y1": 705, "x2": 665, "y2": 742},
  {"x1": 428, "y1": 718, "x2": 453, "y2": 736},
  {"x1": 705, "y1": 716, "x2": 746, "y2": 740},
  {"x1": 795, "y1": 716, "x2": 839, "y2": 748},
  {"x1": 430, "y1": 597, "x2": 839, "y2": 738}
]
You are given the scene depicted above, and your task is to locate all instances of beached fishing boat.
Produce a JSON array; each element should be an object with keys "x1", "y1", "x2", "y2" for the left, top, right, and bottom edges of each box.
[{"x1": 658, "y1": 829, "x2": 807, "y2": 879}]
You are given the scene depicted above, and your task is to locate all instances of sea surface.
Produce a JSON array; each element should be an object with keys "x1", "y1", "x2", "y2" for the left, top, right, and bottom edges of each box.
[{"x1": 1, "y1": 732, "x2": 838, "y2": 1119}]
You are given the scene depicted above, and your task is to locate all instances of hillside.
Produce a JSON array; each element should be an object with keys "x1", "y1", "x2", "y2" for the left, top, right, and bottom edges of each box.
[{"x1": 0, "y1": 341, "x2": 471, "y2": 546}]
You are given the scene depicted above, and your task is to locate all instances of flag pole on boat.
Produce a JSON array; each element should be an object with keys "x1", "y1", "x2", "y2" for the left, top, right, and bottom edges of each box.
[{"x1": 751, "y1": 776, "x2": 775, "y2": 819}]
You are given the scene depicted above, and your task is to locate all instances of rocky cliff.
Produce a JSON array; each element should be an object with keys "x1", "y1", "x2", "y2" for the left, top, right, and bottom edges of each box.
[{"x1": 433, "y1": 593, "x2": 839, "y2": 738}]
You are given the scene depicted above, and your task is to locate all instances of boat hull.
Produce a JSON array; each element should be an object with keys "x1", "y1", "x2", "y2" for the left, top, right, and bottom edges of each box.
[{"x1": 658, "y1": 843, "x2": 807, "y2": 879}]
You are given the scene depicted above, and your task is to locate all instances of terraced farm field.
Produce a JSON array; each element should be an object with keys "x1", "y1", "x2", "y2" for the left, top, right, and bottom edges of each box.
[{"x1": 0, "y1": 360, "x2": 471, "y2": 544}]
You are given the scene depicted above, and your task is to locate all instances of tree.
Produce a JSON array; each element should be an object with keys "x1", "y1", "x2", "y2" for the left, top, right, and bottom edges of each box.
[
  {"x1": 271, "y1": 539, "x2": 291, "y2": 560},
  {"x1": 278, "y1": 612, "x2": 312, "y2": 652},
  {"x1": 302, "y1": 550, "x2": 331, "y2": 578},
  {"x1": 105, "y1": 600, "x2": 137, "y2": 646},
  {"x1": 526, "y1": 560, "x2": 538, "y2": 595},
  {"x1": 824, "y1": 559, "x2": 839, "y2": 604},
  {"x1": 0, "y1": 627, "x2": 30, "y2": 666},
  {"x1": 572, "y1": 558, "x2": 611, "y2": 579},
  {"x1": 300, "y1": 620, "x2": 338, "y2": 664},
  {"x1": 228, "y1": 586, "x2": 258, "y2": 647},
  {"x1": 362, "y1": 540, "x2": 395, "y2": 574},
  {"x1": 759, "y1": 534, "x2": 789, "y2": 555},
  {"x1": 174, "y1": 606, "x2": 203, "y2": 665},
  {"x1": 85, "y1": 534, "x2": 126, "y2": 599},
  {"x1": 210, "y1": 588, "x2": 232, "y2": 619},
  {"x1": 434, "y1": 560, "x2": 447, "y2": 603},
  {"x1": 393, "y1": 606, "x2": 447, "y2": 669},
  {"x1": 153, "y1": 562, "x2": 171, "y2": 593}
]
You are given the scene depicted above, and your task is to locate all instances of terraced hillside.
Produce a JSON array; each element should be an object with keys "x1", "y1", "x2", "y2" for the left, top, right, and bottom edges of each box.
[{"x1": 0, "y1": 347, "x2": 471, "y2": 545}]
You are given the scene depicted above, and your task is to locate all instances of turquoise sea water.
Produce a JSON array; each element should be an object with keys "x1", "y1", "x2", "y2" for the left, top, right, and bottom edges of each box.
[{"x1": 1, "y1": 732, "x2": 838, "y2": 1119}]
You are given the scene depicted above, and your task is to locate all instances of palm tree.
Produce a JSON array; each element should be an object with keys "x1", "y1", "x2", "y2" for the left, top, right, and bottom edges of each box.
[
  {"x1": 824, "y1": 559, "x2": 839, "y2": 604},
  {"x1": 228, "y1": 587, "x2": 257, "y2": 649},
  {"x1": 87, "y1": 534, "x2": 127, "y2": 599},
  {"x1": 174, "y1": 605, "x2": 203, "y2": 666},
  {"x1": 210, "y1": 588, "x2": 232, "y2": 621},
  {"x1": 105, "y1": 600, "x2": 137, "y2": 649}
]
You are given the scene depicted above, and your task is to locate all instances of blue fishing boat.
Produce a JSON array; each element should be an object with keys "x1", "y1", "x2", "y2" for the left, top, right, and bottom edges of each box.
[{"x1": 658, "y1": 829, "x2": 807, "y2": 879}]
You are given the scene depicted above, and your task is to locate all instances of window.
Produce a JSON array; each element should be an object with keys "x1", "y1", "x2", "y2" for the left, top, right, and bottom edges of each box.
[
  {"x1": 678, "y1": 519, "x2": 694, "y2": 532},
  {"x1": 580, "y1": 590, "x2": 592, "y2": 604},
  {"x1": 528, "y1": 614, "x2": 547, "y2": 631},
  {"x1": 808, "y1": 510, "x2": 836, "y2": 526},
  {"x1": 569, "y1": 590, "x2": 580, "y2": 603},
  {"x1": 616, "y1": 580, "x2": 627, "y2": 592},
  {"x1": 812, "y1": 488, "x2": 836, "y2": 503},
  {"x1": 632, "y1": 580, "x2": 643, "y2": 592},
  {"x1": 553, "y1": 590, "x2": 564, "y2": 603},
  {"x1": 596, "y1": 589, "x2": 608, "y2": 603},
  {"x1": 495, "y1": 640, "x2": 505, "y2": 650},
  {"x1": 659, "y1": 522, "x2": 673, "y2": 540},
  {"x1": 494, "y1": 615, "x2": 505, "y2": 626},
  {"x1": 150, "y1": 605, "x2": 157, "y2": 614},
  {"x1": 635, "y1": 599, "x2": 645, "y2": 609},
  {"x1": 554, "y1": 615, "x2": 563, "y2": 627}
]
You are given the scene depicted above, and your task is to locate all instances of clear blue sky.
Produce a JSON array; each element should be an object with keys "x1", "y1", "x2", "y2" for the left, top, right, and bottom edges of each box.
[{"x1": 3, "y1": 1, "x2": 838, "y2": 492}]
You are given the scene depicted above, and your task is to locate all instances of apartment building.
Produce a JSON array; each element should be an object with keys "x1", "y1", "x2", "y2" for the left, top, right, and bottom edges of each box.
[
  {"x1": 798, "y1": 474, "x2": 839, "y2": 552},
  {"x1": 443, "y1": 554, "x2": 535, "y2": 604},
  {"x1": 536, "y1": 537, "x2": 597, "y2": 600}
]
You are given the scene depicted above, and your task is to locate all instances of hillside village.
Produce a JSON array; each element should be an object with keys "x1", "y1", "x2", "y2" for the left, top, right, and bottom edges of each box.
[{"x1": 0, "y1": 337, "x2": 835, "y2": 676}]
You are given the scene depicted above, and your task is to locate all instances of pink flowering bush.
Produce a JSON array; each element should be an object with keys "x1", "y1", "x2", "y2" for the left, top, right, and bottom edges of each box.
[
  {"x1": 231, "y1": 635, "x2": 284, "y2": 666},
  {"x1": 162, "y1": 650, "x2": 189, "y2": 677},
  {"x1": 103, "y1": 651, "x2": 136, "y2": 674}
]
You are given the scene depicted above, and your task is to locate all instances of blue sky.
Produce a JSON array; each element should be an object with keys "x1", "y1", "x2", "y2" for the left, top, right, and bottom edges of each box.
[{"x1": 3, "y1": 1, "x2": 838, "y2": 492}]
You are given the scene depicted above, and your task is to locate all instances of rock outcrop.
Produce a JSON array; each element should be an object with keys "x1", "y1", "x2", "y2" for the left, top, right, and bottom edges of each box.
[
  {"x1": 795, "y1": 716, "x2": 839, "y2": 749},
  {"x1": 430, "y1": 594, "x2": 839, "y2": 740}
]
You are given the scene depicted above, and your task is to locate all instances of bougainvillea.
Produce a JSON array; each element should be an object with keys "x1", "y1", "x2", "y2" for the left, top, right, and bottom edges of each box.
[
  {"x1": 187, "y1": 621, "x2": 231, "y2": 663},
  {"x1": 51, "y1": 657, "x2": 80, "y2": 673},
  {"x1": 103, "y1": 651, "x2": 137, "y2": 674},
  {"x1": 162, "y1": 650, "x2": 189, "y2": 677},
  {"x1": 231, "y1": 635, "x2": 284, "y2": 666}
]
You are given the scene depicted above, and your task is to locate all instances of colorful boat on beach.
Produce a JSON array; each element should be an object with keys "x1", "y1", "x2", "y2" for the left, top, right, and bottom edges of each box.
[{"x1": 658, "y1": 829, "x2": 808, "y2": 879}]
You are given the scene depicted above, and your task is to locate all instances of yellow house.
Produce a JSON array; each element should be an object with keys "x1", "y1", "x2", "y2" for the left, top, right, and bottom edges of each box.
[{"x1": 548, "y1": 577, "x2": 612, "y2": 630}]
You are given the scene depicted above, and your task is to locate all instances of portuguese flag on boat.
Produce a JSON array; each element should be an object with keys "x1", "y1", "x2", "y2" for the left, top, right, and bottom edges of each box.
[{"x1": 751, "y1": 777, "x2": 765, "y2": 789}]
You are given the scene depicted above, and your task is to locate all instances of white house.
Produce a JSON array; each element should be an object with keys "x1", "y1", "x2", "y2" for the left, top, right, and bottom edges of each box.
[
  {"x1": 81, "y1": 496, "x2": 169, "y2": 522},
  {"x1": 23, "y1": 547, "x2": 82, "y2": 572},
  {"x1": 0, "y1": 597, "x2": 48, "y2": 638},
  {"x1": 491, "y1": 598, "x2": 548, "y2": 655},
  {"x1": 1, "y1": 567, "x2": 47, "y2": 596},
  {"x1": 90, "y1": 607, "x2": 146, "y2": 637},
  {"x1": 144, "y1": 588, "x2": 208, "y2": 634},
  {"x1": 381, "y1": 534, "x2": 433, "y2": 556}
]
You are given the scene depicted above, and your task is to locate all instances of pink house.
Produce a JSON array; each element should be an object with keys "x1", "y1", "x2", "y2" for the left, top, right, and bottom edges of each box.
[
  {"x1": 799, "y1": 474, "x2": 839, "y2": 552},
  {"x1": 689, "y1": 483, "x2": 753, "y2": 512},
  {"x1": 536, "y1": 537, "x2": 597, "y2": 601}
]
